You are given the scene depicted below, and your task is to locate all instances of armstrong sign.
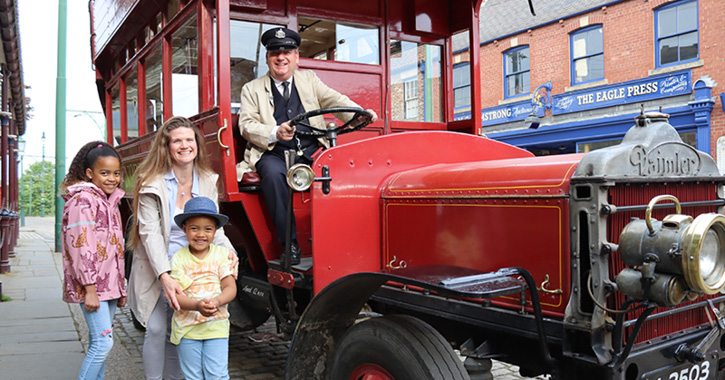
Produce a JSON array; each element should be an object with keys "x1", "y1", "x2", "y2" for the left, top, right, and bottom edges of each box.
[
  {"x1": 476, "y1": 101, "x2": 542, "y2": 126},
  {"x1": 552, "y1": 70, "x2": 691, "y2": 115}
]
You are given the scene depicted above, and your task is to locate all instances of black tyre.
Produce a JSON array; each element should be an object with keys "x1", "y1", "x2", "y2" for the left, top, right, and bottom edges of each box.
[{"x1": 330, "y1": 315, "x2": 470, "y2": 380}]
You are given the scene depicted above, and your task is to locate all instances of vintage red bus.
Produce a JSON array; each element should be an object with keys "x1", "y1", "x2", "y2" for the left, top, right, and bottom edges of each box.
[{"x1": 90, "y1": 1, "x2": 725, "y2": 379}]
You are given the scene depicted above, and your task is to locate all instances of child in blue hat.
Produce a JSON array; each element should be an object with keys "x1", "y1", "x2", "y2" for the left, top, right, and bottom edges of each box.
[{"x1": 169, "y1": 196, "x2": 237, "y2": 380}]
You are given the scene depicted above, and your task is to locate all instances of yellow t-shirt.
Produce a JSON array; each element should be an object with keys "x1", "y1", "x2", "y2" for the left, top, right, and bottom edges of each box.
[{"x1": 170, "y1": 244, "x2": 234, "y2": 345}]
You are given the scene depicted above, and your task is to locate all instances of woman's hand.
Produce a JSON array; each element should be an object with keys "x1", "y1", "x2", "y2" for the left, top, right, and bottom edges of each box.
[
  {"x1": 117, "y1": 296, "x2": 127, "y2": 307},
  {"x1": 84, "y1": 285, "x2": 100, "y2": 312},
  {"x1": 159, "y1": 272, "x2": 183, "y2": 310},
  {"x1": 228, "y1": 249, "x2": 239, "y2": 279}
]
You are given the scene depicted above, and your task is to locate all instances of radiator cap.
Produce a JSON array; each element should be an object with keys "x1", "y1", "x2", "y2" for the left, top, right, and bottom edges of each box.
[{"x1": 635, "y1": 111, "x2": 669, "y2": 127}]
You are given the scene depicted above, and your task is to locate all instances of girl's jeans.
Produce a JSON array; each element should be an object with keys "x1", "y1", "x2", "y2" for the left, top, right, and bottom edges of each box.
[
  {"x1": 78, "y1": 299, "x2": 118, "y2": 380},
  {"x1": 176, "y1": 338, "x2": 230, "y2": 380}
]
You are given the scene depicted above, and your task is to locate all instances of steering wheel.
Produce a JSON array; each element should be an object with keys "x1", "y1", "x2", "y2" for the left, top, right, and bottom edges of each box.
[{"x1": 289, "y1": 107, "x2": 373, "y2": 147}]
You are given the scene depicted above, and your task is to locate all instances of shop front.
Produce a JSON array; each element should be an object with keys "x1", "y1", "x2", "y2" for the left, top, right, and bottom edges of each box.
[{"x1": 481, "y1": 71, "x2": 716, "y2": 160}]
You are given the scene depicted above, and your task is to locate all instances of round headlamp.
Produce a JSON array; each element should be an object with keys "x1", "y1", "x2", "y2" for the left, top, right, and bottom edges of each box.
[
  {"x1": 682, "y1": 213, "x2": 725, "y2": 294},
  {"x1": 617, "y1": 195, "x2": 725, "y2": 306},
  {"x1": 286, "y1": 164, "x2": 315, "y2": 192}
]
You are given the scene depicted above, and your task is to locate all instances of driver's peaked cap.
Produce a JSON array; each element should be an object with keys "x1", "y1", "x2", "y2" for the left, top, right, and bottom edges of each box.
[{"x1": 262, "y1": 27, "x2": 301, "y2": 51}]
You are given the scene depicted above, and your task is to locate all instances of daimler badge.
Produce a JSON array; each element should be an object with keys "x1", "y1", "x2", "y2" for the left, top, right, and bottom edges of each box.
[{"x1": 275, "y1": 29, "x2": 285, "y2": 39}]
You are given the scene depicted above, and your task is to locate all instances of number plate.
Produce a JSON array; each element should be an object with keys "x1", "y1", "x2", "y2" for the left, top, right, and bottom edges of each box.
[{"x1": 644, "y1": 359, "x2": 714, "y2": 380}]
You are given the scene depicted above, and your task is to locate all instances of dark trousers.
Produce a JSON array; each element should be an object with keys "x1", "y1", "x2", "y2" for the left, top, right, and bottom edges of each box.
[{"x1": 255, "y1": 151, "x2": 300, "y2": 243}]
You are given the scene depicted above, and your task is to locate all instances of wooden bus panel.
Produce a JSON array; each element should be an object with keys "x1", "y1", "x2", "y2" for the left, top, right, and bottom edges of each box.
[
  {"x1": 93, "y1": 0, "x2": 137, "y2": 57},
  {"x1": 230, "y1": 0, "x2": 287, "y2": 17},
  {"x1": 298, "y1": 0, "x2": 382, "y2": 19}
]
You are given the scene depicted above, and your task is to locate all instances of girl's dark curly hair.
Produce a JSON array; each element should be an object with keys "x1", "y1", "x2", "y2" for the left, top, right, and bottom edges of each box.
[{"x1": 60, "y1": 141, "x2": 122, "y2": 193}]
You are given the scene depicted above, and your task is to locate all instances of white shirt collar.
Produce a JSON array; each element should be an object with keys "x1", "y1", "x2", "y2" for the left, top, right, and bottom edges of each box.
[{"x1": 272, "y1": 76, "x2": 293, "y2": 89}]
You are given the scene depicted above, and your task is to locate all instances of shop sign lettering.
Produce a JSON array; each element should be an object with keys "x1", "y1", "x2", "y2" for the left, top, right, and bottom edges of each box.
[
  {"x1": 552, "y1": 71, "x2": 691, "y2": 115},
  {"x1": 477, "y1": 101, "x2": 539, "y2": 126}
]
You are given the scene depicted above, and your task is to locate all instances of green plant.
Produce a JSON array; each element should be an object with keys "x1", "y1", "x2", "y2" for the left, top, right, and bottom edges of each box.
[
  {"x1": 1, "y1": 294, "x2": 11, "y2": 302},
  {"x1": 20, "y1": 160, "x2": 56, "y2": 217}
]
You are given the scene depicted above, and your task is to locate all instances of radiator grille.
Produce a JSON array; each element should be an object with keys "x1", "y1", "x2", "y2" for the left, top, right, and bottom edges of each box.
[{"x1": 607, "y1": 182, "x2": 720, "y2": 345}]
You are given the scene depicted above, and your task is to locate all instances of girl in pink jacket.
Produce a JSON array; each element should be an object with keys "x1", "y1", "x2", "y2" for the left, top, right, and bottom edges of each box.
[{"x1": 60, "y1": 141, "x2": 125, "y2": 380}]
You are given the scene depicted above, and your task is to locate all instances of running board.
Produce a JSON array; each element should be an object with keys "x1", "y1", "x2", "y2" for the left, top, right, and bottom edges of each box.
[{"x1": 383, "y1": 265, "x2": 526, "y2": 299}]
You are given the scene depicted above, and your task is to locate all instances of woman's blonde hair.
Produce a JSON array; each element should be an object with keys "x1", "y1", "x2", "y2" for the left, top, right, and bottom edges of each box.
[{"x1": 126, "y1": 116, "x2": 212, "y2": 249}]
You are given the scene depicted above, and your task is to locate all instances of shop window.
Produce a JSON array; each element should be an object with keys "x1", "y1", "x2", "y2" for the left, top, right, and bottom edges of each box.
[
  {"x1": 453, "y1": 63, "x2": 471, "y2": 113},
  {"x1": 125, "y1": 66, "x2": 139, "y2": 140},
  {"x1": 504, "y1": 46, "x2": 530, "y2": 98},
  {"x1": 655, "y1": 0, "x2": 698, "y2": 67},
  {"x1": 298, "y1": 17, "x2": 379, "y2": 65},
  {"x1": 390, "y1": 40, "x2": 442, "y2": 122},
  {"x1": 229, "y1": 20, "x2": 280, "y2": 114},
  {"x1": 144, "y1": 43, "x2": 164, "y2": 133},
  {"x1": 571, "y1": 25, "x2": 604, "y2": 85},
  {"x1": 170, "y1": 15, "x2": 198, "y2": 117},
  {"x1": 404, "y1": 80, "x2": 418, "y2": 120}
]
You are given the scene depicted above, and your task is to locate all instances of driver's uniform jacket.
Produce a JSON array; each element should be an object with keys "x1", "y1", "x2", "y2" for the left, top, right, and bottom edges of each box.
[{"x1": 237, "y1": 70, "x2": 360, "y2": 180}]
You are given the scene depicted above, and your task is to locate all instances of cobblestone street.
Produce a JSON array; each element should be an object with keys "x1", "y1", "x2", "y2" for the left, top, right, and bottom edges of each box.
[{"x1": 113, "y1": 306, "x2": 546, "y2": 380}]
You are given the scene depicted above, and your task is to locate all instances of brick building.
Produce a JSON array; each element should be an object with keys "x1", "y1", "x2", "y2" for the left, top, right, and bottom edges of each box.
[
  {"x1": 390, "y1": 41, "x2": 443, "y2": 124},
  {"x1": 458, "y1": 0, "x2": 724, "y2": 170}
]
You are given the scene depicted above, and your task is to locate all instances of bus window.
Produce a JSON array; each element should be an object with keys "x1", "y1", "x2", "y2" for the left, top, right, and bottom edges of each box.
[
  {"x1": 110, "y1": 82, "x2": 121, "y2": 146},
  {"x1": 126, "y1": 66, "x2": 139, "y2": 139},
  {"x1": 145, "y1": 43, "x2": 164, "y2": 133},
  {"x1": 390, "y1": 40, "x2": 442, "y2": 122},
  {"x1": 298, "y1": 17, "x2": 379, "y2": 65},
  {"x1": 230, "y1": 20, "x2": 279, "y2": 114},
  {"x1": 171, "y1": 15, "x2": 198, "y2": 117}
]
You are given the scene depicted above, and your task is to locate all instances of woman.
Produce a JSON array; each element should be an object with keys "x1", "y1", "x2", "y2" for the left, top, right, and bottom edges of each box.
[{"x1": 127, "y1": 116, "x2": 236, "y2": 380}]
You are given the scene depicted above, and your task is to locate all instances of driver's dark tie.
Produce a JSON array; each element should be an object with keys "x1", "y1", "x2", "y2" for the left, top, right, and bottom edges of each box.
[{"x1": 282, "y1": 81, "x2": 290, "y2": 101}]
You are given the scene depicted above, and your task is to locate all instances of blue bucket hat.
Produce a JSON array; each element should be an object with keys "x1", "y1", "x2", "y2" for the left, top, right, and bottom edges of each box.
[{"x1": 174, "y1": 196, "x2": 229, "y2": 228}]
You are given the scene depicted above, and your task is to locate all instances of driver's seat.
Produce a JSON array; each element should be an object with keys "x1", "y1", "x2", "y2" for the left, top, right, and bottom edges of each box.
[
  {"x1": 233, "y1": 113, "x2": 262, "y2": 190},
  {"x1": 241, "y1": 171, "x2": 261, "y2": 186}
]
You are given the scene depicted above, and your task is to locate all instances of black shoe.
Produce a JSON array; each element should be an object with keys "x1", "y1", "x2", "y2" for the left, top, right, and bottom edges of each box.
[{"x1": 289, "y1": 240, "x2": 302, "y2": 265}]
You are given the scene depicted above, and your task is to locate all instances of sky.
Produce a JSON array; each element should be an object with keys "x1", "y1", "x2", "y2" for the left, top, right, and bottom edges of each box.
[{"x1": 17, "y1": 0, "x2": 104, "y2": 175}]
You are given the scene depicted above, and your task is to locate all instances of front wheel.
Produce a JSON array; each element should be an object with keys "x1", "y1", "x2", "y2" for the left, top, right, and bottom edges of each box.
[{"x1": 330, "y1": 315, "x2": 470, "y2": 380}]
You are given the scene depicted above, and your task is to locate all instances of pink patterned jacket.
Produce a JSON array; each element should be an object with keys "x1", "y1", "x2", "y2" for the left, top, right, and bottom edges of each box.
[{"x1": 61, "y1": 182, "x2": 126, "y2": 304}]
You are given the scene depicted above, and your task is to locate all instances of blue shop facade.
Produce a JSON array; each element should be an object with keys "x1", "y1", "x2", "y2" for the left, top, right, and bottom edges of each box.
[{"x1": 465, "y1": 70, "x2": 717, "y2": 158}]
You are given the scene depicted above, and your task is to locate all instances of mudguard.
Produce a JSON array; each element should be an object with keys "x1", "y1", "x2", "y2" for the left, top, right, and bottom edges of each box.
[{"x1": 285, "y1": 266, "x2": 531, "y2": 380}]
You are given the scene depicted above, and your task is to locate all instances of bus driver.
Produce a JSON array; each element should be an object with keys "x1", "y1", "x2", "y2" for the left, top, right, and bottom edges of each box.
[{"x1": 237, "y1": 27, "x2": 377, "y2": 265}]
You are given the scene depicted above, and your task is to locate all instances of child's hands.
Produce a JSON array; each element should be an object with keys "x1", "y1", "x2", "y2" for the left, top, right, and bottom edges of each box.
[
  {"x1": 196, "y1": 299, "x2": 218, "y2": 317},
  {"x1": 84, "y1": 290, "x2": 100, "y2": 312},
  {"x1": 117, "y1": 296, "x2": 127, "y2": 307}
]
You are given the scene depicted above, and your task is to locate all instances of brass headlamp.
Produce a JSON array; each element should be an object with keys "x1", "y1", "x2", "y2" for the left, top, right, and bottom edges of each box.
[
  {"x1": 286, "y1": 163, "x2": 316, "y2": 192},
  {"x1": 616, "y1": 195, "x2": 725, "y2": 307}
]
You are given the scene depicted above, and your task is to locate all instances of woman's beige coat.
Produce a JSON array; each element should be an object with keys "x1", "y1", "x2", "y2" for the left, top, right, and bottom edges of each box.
[{"x1": 127, "y1": 171, "x2": 233, "y2": 327}]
